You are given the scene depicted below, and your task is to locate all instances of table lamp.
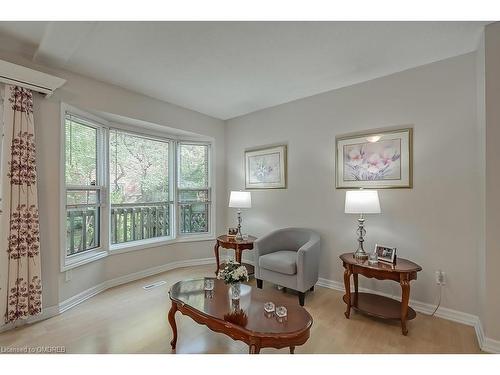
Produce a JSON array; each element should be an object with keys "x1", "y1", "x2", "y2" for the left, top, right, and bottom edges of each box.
[
  {"x1": 344, "y1": 189, "x2": 381, "y2": 260},
  {"x1": 229, "y1": 191, "x2": 252, "y2": 240}
]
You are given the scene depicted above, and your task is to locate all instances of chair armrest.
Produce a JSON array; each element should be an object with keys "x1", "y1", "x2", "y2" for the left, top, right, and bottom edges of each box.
[{"x1": 297, "y1": 237, "x2": 321, "y2": 291}]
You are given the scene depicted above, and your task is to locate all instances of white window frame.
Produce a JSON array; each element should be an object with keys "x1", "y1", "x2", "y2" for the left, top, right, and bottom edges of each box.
[
  {"x1": 108, "y1": 127, "x2": 175, "y2": 253},
  {"x1": 60, "y1": 104, "x2": 109, "y2": 271},
  {"x1": 176, "y1": 141, "x2": 213, "y2": 239},
  {"x1": 60, "y1": 103, "x2": 216, "y2": 271}
]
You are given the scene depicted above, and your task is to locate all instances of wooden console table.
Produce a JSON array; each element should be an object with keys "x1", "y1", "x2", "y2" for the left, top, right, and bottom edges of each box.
[
  {"x1": 214, "y1": 235, "x2": 257, "y2": 276},
  {"x1": 340, "y1": 252, "x2": 422, "y2": 335}
]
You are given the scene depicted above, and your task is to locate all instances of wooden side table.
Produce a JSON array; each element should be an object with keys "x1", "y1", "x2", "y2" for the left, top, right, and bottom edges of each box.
[
  {"x1": 214, "y1": 235, "x2": 257, "y2": 276},
  {"x1": 340, "y1": 252, "x2": 422, "y2": 335}
]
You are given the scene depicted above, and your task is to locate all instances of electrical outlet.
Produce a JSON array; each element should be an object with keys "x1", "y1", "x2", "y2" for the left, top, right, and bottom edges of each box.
[
  {"x1": 435, "y1": 270, "x2": 446, "y2": 286},
  {"x1": 65, "y1": 270, "x2": 72, "y2": 282}
]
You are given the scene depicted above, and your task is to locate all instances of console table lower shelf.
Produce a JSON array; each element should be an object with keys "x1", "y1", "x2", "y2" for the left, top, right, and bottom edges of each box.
[{"x1": 343, "y1": 292, "x2": 417, "y2": 321}]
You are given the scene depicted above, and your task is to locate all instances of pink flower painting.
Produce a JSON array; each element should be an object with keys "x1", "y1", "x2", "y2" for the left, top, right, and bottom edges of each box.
[{"x1": 343, "y1": 139, "x2": 401, "y2": 181}]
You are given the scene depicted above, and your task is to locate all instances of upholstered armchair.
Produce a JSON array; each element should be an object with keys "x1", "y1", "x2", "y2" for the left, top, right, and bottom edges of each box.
[{"x1": 254, "y1": 228, "x2": 321, "y2": 306}]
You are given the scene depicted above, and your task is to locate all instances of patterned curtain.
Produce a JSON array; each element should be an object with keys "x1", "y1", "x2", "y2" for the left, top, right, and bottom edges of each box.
[{"x1": 0, "y1": 85, "x2": 42, "y2": 324}]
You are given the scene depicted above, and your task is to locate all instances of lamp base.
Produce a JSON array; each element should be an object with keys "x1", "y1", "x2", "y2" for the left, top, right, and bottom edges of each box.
[
  {"x1": 235, "y1": 209, "x2": 243, "y2": 241},
  {"x1": 353, "y1": 249, "x2": 368, "y2": 261},
  {"x1": 353, "y1": 214, "x2": 368, "y2": 261}
]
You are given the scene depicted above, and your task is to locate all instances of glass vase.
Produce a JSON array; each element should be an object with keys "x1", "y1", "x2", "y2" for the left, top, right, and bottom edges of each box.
[{"x1": 230, "y1": 282, "x2": 241, "y2": 300}]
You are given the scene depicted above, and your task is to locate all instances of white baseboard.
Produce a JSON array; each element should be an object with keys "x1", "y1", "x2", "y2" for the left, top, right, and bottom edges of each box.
[
  {"x1": 473, "y1": 318, "x2": 500, "y2": 353},
  {"x1": 1, "y1": 257, "x2": 215, "y2": 334},
  {"x1": 317, "y1": 277, "x2": 499, "y2": 353}
]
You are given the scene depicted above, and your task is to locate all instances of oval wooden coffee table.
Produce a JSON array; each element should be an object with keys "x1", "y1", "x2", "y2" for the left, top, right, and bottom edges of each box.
[{"x1": 168, "y1": 278, "x2": 313, "y2": 354}]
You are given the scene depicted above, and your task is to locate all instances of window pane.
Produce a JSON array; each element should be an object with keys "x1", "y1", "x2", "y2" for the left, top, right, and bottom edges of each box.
[
  {"x1": 178, "y1": 189, "x2": 208, "y2": 203},
  {"x1": 110, "y1": 130, "x2": 169, "y2": 204},
  {"x1": 66, "y1": 207, "x2": 100, "y2": 256},
  {"x1": 65, "y1": 117, "x2": 97, "y2": 186},
  {"x1": 66, "y1": 190, "x2": 99, "y2": 205},
  {"x1": 109, "y1": 129, "x2": 170, "y2": 244},
  {"x1": 180, "y1": 203, "x2": 209, "y2": 234},
  {"x1": 178, "y1": 144, "x2": 208, "y2": 189}
]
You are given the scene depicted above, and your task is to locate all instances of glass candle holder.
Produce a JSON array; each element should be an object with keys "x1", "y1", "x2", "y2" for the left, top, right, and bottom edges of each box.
[
  {"x1": 368, "y1": 253, "x2": 378, "y2": 265},
  {"x1": 264, "y1": 302, "x2": 275, "y2": 313},
  {"x1": 275, "y1": 306, "x2": 288, "y2": 322}
]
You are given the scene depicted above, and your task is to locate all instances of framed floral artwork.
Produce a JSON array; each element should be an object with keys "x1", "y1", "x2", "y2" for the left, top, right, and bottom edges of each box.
[
  {"x1": 245, "y1": 145, "x2": 287, "y2": 189},
  {"x1": 336, "y1": 128, "x2": 413, "y2": 189}
]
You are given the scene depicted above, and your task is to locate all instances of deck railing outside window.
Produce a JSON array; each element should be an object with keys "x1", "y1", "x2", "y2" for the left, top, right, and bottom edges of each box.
[{"x1": 110, "y1": 202, "x2": 171, "y2": 244}]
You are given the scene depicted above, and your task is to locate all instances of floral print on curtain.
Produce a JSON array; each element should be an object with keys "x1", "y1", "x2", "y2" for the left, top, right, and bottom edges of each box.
[{"x1": 1, "y1": 85, "x2": 42, "y2": 323}]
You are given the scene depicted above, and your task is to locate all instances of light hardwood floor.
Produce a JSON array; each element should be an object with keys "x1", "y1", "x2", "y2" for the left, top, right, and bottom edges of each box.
[{"x1": 0, "y1": 264, "x2": 482, "y2": 354}]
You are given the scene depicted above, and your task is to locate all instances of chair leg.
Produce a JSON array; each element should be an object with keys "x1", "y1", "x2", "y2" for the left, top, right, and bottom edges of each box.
[
  {"x1": 298, "y1": 292, "x2": 305, "y2": 306},
  {"x1": 310, "y1": 285, "x2": 315, "y2": 292},
  {"x1": 256, "y1": 279, "x2": 263, "y2": 289}
]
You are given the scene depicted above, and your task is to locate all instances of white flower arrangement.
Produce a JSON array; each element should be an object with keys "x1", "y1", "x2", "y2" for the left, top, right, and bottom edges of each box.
[{"x1": 217, "y1": 260, "x2": 249, "y2": 285}]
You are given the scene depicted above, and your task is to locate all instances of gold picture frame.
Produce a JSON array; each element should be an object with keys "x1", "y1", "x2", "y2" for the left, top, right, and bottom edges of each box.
[
  {"x1": 245, "y1": 144, "x2": 287, "y2": 189},
  {"x1": 336, "y1": 127, "x2": 413, "y2": 189}
]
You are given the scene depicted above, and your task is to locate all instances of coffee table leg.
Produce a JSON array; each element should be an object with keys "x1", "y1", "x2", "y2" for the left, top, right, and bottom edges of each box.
[
  {"x1": 214, "y1": 241, "x2": 220, "y2": 275},
  {"x1": 249, "y1": 344, "x2": 260, "y2": 354},
  {"x1": 168, "y1": 302, "x2": 178, "y2": 349},
  {"x1": 290, "y1": 346, "x2": 295, "y2": 354},
  {"x1": 344, "y1": 268, "x2": 352, "y2": 319}
]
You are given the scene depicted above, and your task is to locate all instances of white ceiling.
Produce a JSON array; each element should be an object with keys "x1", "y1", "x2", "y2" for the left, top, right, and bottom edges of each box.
[{"x1": 0, "y1": 21, "x2": 487, "y2": 120}]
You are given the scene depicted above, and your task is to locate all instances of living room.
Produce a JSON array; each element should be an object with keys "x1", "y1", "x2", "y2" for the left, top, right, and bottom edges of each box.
[{"x1": 0, "y1": 0, "x2": 499, "y2": 372}]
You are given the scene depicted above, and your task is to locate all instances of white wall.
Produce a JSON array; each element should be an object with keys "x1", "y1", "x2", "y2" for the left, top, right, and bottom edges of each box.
[
  {"x1": 226, "y1": 53, "x2": 480, "y2": 315},
  {"x1": 0, "y1": 49, "x2": 225, "y2": 319}
]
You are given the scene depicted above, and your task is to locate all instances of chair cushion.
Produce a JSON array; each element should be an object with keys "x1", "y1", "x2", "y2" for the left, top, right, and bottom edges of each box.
[{"x1": 259, "y1": 251, "x2": 297, "y2": 275}]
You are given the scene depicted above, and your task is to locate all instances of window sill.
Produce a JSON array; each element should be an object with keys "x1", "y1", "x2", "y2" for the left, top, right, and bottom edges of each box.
[
  {"x1": 62, "y1": 249, "x2": 108, "y2": 272},
  {"x1": 108, "y1": 234, "x2": 215, "y2": 255}
]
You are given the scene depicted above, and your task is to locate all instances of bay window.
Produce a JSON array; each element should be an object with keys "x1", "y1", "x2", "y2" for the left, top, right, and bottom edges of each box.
[{"x1": 61, "y1": 105, "x2": 214, "y2": 271}]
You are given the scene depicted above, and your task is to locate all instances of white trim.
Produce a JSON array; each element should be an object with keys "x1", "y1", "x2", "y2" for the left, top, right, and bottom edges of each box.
[
  {"x1": 109, "y1": 236, "x2": 175, "y2": 255},
  {"x1": 108, "y1": 235, "x2": 215, "y2": 255},
  {"x1": 474, "y1": 319, "x2": 500, "y2": 354},
  {"x1": 62, "y1": 249, "x2": 108, "y2": 272},
  {"x1": 316, "y1": 277, "x2": 500, "y2": 353},
  {"x1": 58, "y1": 282, "x2": 108, "y2": 314}
]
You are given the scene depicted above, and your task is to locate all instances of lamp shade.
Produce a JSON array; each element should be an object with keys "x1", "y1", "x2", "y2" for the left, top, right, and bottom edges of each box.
[
  {"x1": 229, "y1": 191, "x2": 252, "y2": 208},
  {"x1": 345, "y1": 190, "x2": 381, "y2": 214}
]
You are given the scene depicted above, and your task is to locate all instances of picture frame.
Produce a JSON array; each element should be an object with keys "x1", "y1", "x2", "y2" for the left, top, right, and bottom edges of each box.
[
  {"x1": 228, "y1": 227, "x2": 238, "y2": 237},
  {"x1": 374, "y1": 244, "x2": 397, "y2": 264},
  {"x1": 336, "y1": 128, "x2": 413, "y2": 189},
  {"x1": 245, "y1": 144, "x2": 287, "y2": 189}
]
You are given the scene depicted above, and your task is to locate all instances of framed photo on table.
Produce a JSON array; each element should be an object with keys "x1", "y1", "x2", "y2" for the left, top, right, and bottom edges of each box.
[
  {"x1": 245, "y1": 145, "x2": 287, "y2": 189},
  {"x1": 374, "y1": 244, "x2": 397, "y2": 264},
  {"x1": 336, "y1": 128, "x2": 413, "y2": 189}
]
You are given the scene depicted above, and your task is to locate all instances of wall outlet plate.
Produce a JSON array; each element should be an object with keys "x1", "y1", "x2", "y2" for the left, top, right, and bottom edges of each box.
[{"x1": 435, "y1": 270, "x2": 446, "y2": 286}]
